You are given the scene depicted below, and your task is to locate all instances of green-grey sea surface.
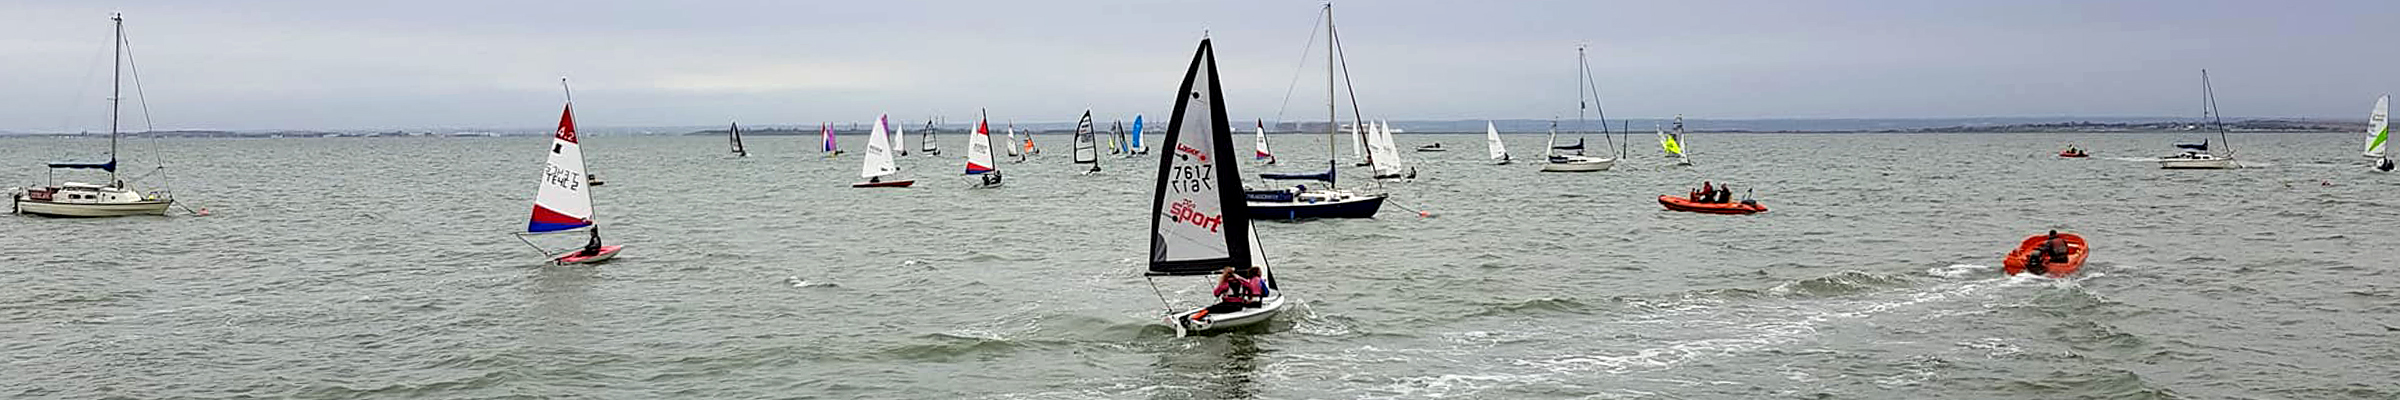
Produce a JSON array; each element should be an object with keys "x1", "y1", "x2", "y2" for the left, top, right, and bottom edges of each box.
[{"x1": 4, "y1": 132, "x2": 2396, "y2": 399}]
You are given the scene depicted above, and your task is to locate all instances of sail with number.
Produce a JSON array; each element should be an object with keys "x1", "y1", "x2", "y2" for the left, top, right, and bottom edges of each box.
[
  {"x1": 966, "y1": 116, "x2": 997, "y2": 174},
  {"x1": 1486, "y1": 121, "x2": 1507, "y2": 161},
  {"x1": 728, "y1": 122, "x2": 747, "y2": 157},
  {"x1": 1074, "y1": 110, "x2": 1100, "y2": 164},
  {"x1": 529, "y1": 103, "x2": 596, "y2": 233},
  {"x1": 1147, "y1": 38, "x2": 1254, "y2": 277},
  {"x1": 2368, "y1": 95, "x2": 2389, "y2": 158},
  {"x1": 862, "y1": 115, "x2": 898, "y2": 179}
]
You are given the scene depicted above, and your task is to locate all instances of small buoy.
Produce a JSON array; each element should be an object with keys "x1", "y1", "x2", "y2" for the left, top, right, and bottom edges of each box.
[{"x1": 1418, "y1": 211, "x2": 1431, "y2": 218}]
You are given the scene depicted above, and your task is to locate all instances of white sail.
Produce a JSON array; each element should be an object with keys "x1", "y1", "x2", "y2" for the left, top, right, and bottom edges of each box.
[
  {"x1": 861, "y1": 114, "x2": 898, "y2": 179},
  {"x1": 1149, "y1": 39, "x2": 1252, "y2": 275},
  {"x1": 1073, "y1": 110, "x2": 1099, "y2": 163},
  {"x1": 1254, "y1": 120, "x2": 1272, "y2": 161},
  {"x1": 1349, "y1": 123, "x2": 1367, "y2": 162},
  {"x1": 728, "y1": 122, "x2": 746, "y2": 157},
  {"x1": 1485, "y1": 121, "x2": 1507, "y2": 160},
  {"x1": 1003, "y1": 127, "x2": 1020, "y2": 157},
  {"x1": 529, "y1": 103, "x2": 595, "y2": 233},
  {"x1": 893, "y1": 120, "x2": 909, "y2": 156},
  {"x1": 1369, "y1": 121, "x2": 1406, "y2": 177},
  {"x1": 2369, "y1": 94, "x2": 2389, "y2": 158},
  {"x1": 966, "y1": 116, "x2": 997, "y2": 174}
]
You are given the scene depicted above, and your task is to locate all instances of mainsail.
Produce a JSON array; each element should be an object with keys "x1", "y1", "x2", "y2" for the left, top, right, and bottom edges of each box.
[
  {"x1": 529, "y1": 103, "x2": 595, "y2": 233},
  {"x1": 1486, "y1": 121, "x2": 1507, "y2": 161},
  {"x1": 821, "y1": 123, "x2": 837, "y2": 153},
  {"x1": 729, "y1": 122, "x2": 747, "y2": 157},
  {"x1": 1074, "y1": 110, "x2": 1100, "y2": 164},
  {"x1": 922, "y1": 120, "x2": 940, "y2": 154},
  {"x1": 1254, "y1": 119, "x2": 1273, "y2": 161},
  {"x1": 1368, "y1": 121, "x2": 1406, "y2": 177},
  {"x1": 2368, "y1": 94, "x2": 2389, "y2": 158},
  {"x1": 1147, "y1": 38, "x2": 1253, "y2": 277},
  {"x1": 966, "y1": 116, "x2": 997, "y2": 174},
  {"x1": 1131, "y1": 114, "x2": 1148, "y2": 154},
  {"x1": 893, "y1": 120, "x2": 910, "y2": 157},
  {"x1": 861, "y1": 115, "x2": 898, "y2": 179}
]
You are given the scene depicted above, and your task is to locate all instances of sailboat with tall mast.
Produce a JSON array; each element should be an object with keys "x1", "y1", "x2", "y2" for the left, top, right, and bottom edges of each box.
[
  {"x1": 853, "y1": 115, "x2": 916, "y2": 187},
  {"x1": 515, "y1": 78, "x2": 623, "y2": 264},
  {"x1": 820, "y1": 122, "x2": 841, "y2": 158},
  {"x1": 1486, "y1": 121, "x2": 1510, "y2": 165},
  {"x1": 965, "y1": 111, "x2": 1004, "y2": 187},
  {"x1": 1249, "y1": 3, "x2": 1386, "y2": 220},
  {"x1": 1658, "y1": 115, "x2": 1691, "y2": 166},
  {"x1": 1145, "y1": 36, "x2": 1287, "y2": 337},
  {"x1": 921, "y1": 119, "x2": 941, "y2": 156},
  {"x1": 2159, "y1": 70, "x2": 2240, "y2": 169},
  {"x1": 1543, "y1": 44, "x2": 1617, "y2": 172},
  {"x1": 1367, "y1": 120, "x2": 1414, "y2": 179},
  {"x1": 728, "y1": 122, "x2": 748, "y2": 157},
  {"x1": 1073, "y1": 110, "x2": 1101, "y2": 173},
  {"x1": 2365, "y1": 95, "x2": 2391, "y2": 172},
  {"x1": 13, "y1": 13, "x2": 177, "y2": 218},
  {"x1": 1255, "y1": 119, "x2": 1276, "y2": 165}
]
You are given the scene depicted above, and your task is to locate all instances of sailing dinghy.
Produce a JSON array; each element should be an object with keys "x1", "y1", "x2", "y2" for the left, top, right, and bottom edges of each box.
[
  {"x1": 853, "y1": 115, "x2": 916, "y2": 187},
  {"x1": 1074, "y1": 110, "x2": 1101, "y2": 173},
  {"x1": 1146, "y1": 37, "x2": 1287, "y2": 337},
  {"x1": 965, "y1": 111, "x2": 1003, "y2": 188},
  {"x1": 2366, "y1": 95, "x2": 2391, "y2": 171},
  {"x1": 921, "y1": 119, "x2": 941, "y2": 156},
  {"x1": 1486, "y1": 121, "x2": 1510, "y2": 165},
  {"x1": 1660, "y1": 115, "x2": 1692, "y2": 166},
  {"x1": 820, "y1": 123, "x2": 841, "y2": 158},
  {"x1": 728, "y1": 122, "x2": 748, "y2": 157},
  {"x1": 517, "y1": 79, "x2": 623, "y2": 264},
  {"x1": 1254, "y1": 119, "x2": 1276, "y2": 164},
  {"x1": 1130, "y1": 114, "x2": 1149, "y2": 155}
]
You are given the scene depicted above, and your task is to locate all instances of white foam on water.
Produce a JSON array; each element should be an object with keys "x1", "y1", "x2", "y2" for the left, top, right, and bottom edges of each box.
[{"x1": 1927, "y1": 263, "x2": 1993, "y2": 278}]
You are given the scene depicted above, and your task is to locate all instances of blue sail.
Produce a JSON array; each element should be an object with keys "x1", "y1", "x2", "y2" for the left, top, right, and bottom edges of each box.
[{"x1": 1131, "y1": 115, "x2": 1145, "y2": 152}]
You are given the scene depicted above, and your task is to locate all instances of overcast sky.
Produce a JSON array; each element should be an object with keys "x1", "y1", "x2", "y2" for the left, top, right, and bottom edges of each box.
[{"x1": 3, "y1": 0, "x2": 2395, "y2": 131}]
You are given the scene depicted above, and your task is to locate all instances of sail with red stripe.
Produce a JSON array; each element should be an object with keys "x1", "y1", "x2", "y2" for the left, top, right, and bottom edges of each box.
[
  {"x1": 528, "y1": 103, "x2": 595, "y2": 233},
  {"x1": 966, "y1": 116, "x2": 997, "y2": 174}
]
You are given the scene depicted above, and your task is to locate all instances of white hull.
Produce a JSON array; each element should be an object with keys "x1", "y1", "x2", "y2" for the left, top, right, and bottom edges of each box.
[
  {"x1": 1165, "y1": 294, "x2": 1287, "y2": 337},
  {"x1": 1541, "y1": 157, "x2": 1615, "y2": 172},
  {"x1": 12, "y1": 198, "x2": 172, "y2": 217},
  {"x1": 2159, "y1": 158, "x2": 2238, "y2": 169}
]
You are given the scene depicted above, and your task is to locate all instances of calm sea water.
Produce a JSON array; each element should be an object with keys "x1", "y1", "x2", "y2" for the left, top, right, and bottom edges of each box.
[{"x1": 4, "y1": 131, "x2": 2396, "y2": 399}]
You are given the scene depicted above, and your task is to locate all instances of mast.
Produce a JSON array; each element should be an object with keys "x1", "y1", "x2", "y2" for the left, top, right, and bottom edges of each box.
[
  {"x1": 109, "y1": 12, "x2": 124, "y2": 184},
  {"x1": 1324, "y1": 2, "x2": 1338, "y2": 189},
  {"x1": 2202, "y1": 69, "x2": 2230, "y2": 157}
]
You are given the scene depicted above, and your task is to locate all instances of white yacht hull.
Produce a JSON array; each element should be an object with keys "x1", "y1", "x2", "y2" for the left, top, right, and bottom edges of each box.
[
  {"x1": 13, "y1": 197, "x2": 172, "y2": 217},
  {"x1": 1541, "y1": 158, "x2": 1616, "y2": 172},
  {"x1": 2159, "y1": 158, "x2": 2238, "y2": 169},
  {"x1": 1165, "y1": 294, "x2": 1287, "y2": 337}
]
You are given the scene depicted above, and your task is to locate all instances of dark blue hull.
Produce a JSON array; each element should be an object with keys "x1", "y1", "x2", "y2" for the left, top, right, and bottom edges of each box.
[{"x1": 1246, "y1": 195, "x2": 1385, "y2": 220}]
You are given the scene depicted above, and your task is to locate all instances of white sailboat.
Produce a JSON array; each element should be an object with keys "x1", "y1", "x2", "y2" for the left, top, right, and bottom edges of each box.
[
  {"x1": 516, "y1": 78, "x2": 622, "y2": 264},
  {"x1": 1543, "y1": 45, "x2": 1617, "y2": 172},
  {"x1": 1659, "y1": 115, "x2": 1691, "y2": 166},
  {"x1": 2366, "y1": 95, "x2": 2391, "y2": 171},
  {"x1": 1368, "y1": 120, "x2": 1414, "y2": 180},
  {"x1": 1486, "y1": 121, "x2": 1510, "y2": 165},
  {"x1": 2159, "y1": 70, "x2": 2240, "y2": 169},
  {"x1": 820, "y1": 122, "x2": 841, "y2": 158},
  {"x1": 893, "y1": 120, "x2": 909, "y2": 157},
  {"x1": 853, "y1": 115, "x2": 916, "y2": 187},
  {"x1": 12, "y1": 13, "x2": 179, "y2": 218},
  {"x1": 921, "y1": 119, "x2": 942, "y2": 156},
  {"x1": 1073, "y1": 109, "x2": 1100, "y2": 173},
  {"x1": 728, "y1": 122, "x2": 748, "y2": 157},
  {"x1": 1254, "y1": 119, "x2": 1276, "y2": 165},
  {"x1": 1247, "y1": 3, "x2": 1388, "y2": 221},
  {"x1": 1146, "y1": 37, "x2": 1286, "y2": 337},
  {"x1": 1350, "y1": 123, "x2": 1371, "y2": 167},
  {"x1": 965, "y1": 111, "x2": 1003, "y2": 187}
]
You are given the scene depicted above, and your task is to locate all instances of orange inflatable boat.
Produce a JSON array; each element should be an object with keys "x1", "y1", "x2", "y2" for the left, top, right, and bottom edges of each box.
[
  {"x1": 1657, "y1": 195, "x2": 1766, "y2": 215},
  {"x1": 2003, "y1": 233, "x2": 2088, "y2": 277}
]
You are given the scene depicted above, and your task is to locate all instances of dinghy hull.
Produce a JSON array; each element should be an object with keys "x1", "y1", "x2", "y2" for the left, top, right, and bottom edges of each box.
[
  {"x1": 552, "y1": 245, "x2": 624, "y2": 264},
  {"x1": 850, "y1": 180, "x2": 916, "y2": 188},
  {"x1": 1166, "y1": 294, "x2": 1286, "y2": 337},
  {"x1": 1658, "y1": 195, "x2": 1766, "y2": 215},
  {"x1": 1541, "y1": 158, "x2": 1615, "y2": 172},
  {"x1": 2002, "y1": 234, "x2": 2087, "y2": 278}
]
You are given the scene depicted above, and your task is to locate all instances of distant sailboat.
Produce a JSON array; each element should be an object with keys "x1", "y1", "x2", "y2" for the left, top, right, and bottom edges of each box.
[
  {"x1": 1254, "y1": 119, "x2": 1276, "y2": 164},
  {"x1": 516, "y1": 78, "x2": 622, "y2": 264},
  {"x1": 966, "y1": 111, "x2": 1003, "y2": 187},
  {"x1": 1486, "y1": 121, "x2": 1510, "y2": 165},
  {"x1": 1248, "y1": 3, "x2": 1387, "y2": 221},
  {"x1": 728, "y1": 122, "x2": 748, "y2": 157},
  {"x1": 2159, "y1": 70, "x2": 2239, "y2": 169},
  {"x1": 1659, "y1": 115, "x2": 1691, "y2": 166},
  {"x1": 1543, "y1": 45, "x2": 1616, "y2": 172},
  {"x1": 1145, "y1": 37, "x2": 1286, "y2": 338},
  {"x1": 1073, "y1": 109, "x2": 1101, "y2": 173},
  {"x1": 1368, "y1": 120, "x2": 1413, "y2": 180},
  {"x1": 1003, "y1": 122, "x2": 1022, "y2": 159},
  {"x1": 820, "y1": 122, "x2": 841, "y2": 158},
  {"x1": 893, "y1": 119, "x2": 910, "y2": 157},
  {"x1": 1106, "y1": 118, "x2": 1123, "y2": 155},
  {"x1": 2365, "y1": 95, "x2": 2391, "y2": 171},
  {"x1": 921, "y1": 119, "x2": 942, "y2": 156},
  {"x1": 853, "y1": 115, "x2": 916, "y2": 187},
  {"x1": 1130, "y1": 114, "x2": 1149, "y2": 155}
]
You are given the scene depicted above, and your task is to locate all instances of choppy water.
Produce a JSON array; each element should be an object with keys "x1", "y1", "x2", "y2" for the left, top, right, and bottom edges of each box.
[{"x1": 5, "y1": 131, "x2": 2397, "y2": 399}]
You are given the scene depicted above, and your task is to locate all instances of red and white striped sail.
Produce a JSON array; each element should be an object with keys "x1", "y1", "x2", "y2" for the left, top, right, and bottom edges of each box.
[
  {"x1": 966, "y1": 117, "x2": 997, "y2": 174},
  {"x1": 527, "y1": 103, "x2": 595, "y2": 233}
]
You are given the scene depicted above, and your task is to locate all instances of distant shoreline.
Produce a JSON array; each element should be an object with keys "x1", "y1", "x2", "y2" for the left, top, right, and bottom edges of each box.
[{"x1": 0, "y1": 118, "x2": 2360, "y2": 138}]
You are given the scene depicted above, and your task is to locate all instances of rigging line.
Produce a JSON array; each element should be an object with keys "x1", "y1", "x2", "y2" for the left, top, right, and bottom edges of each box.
[
  {"x1": 1582, "y1": 46, "x2": 1615, "y2": 154},
  {"x1": 121, "y1": 27, "x2": 174, "y2": 195},
  {"x1": 1145, "y1": 277, "x2": 1176, "y2": 315},
  {"x1": 1329, "y1": 16, "x2": 1370, "y2": 172},
  {"x1": 1270, "y1": 6, "x2": 1329, "y2": 126}
]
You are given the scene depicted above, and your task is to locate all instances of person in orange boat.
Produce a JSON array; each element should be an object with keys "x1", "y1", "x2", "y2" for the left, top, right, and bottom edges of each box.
[
  {"x1": 2024, "y1": 230, "x2": 2069, "y2": 275},
  {"x1": 1697, "y1": 181, "x2": 1714, "y2": 202}
]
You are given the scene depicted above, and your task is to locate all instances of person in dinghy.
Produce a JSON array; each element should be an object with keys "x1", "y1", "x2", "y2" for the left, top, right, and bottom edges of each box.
[{"x1": 1192, "y1": 267, "x2": 1266, "y2": 320}]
